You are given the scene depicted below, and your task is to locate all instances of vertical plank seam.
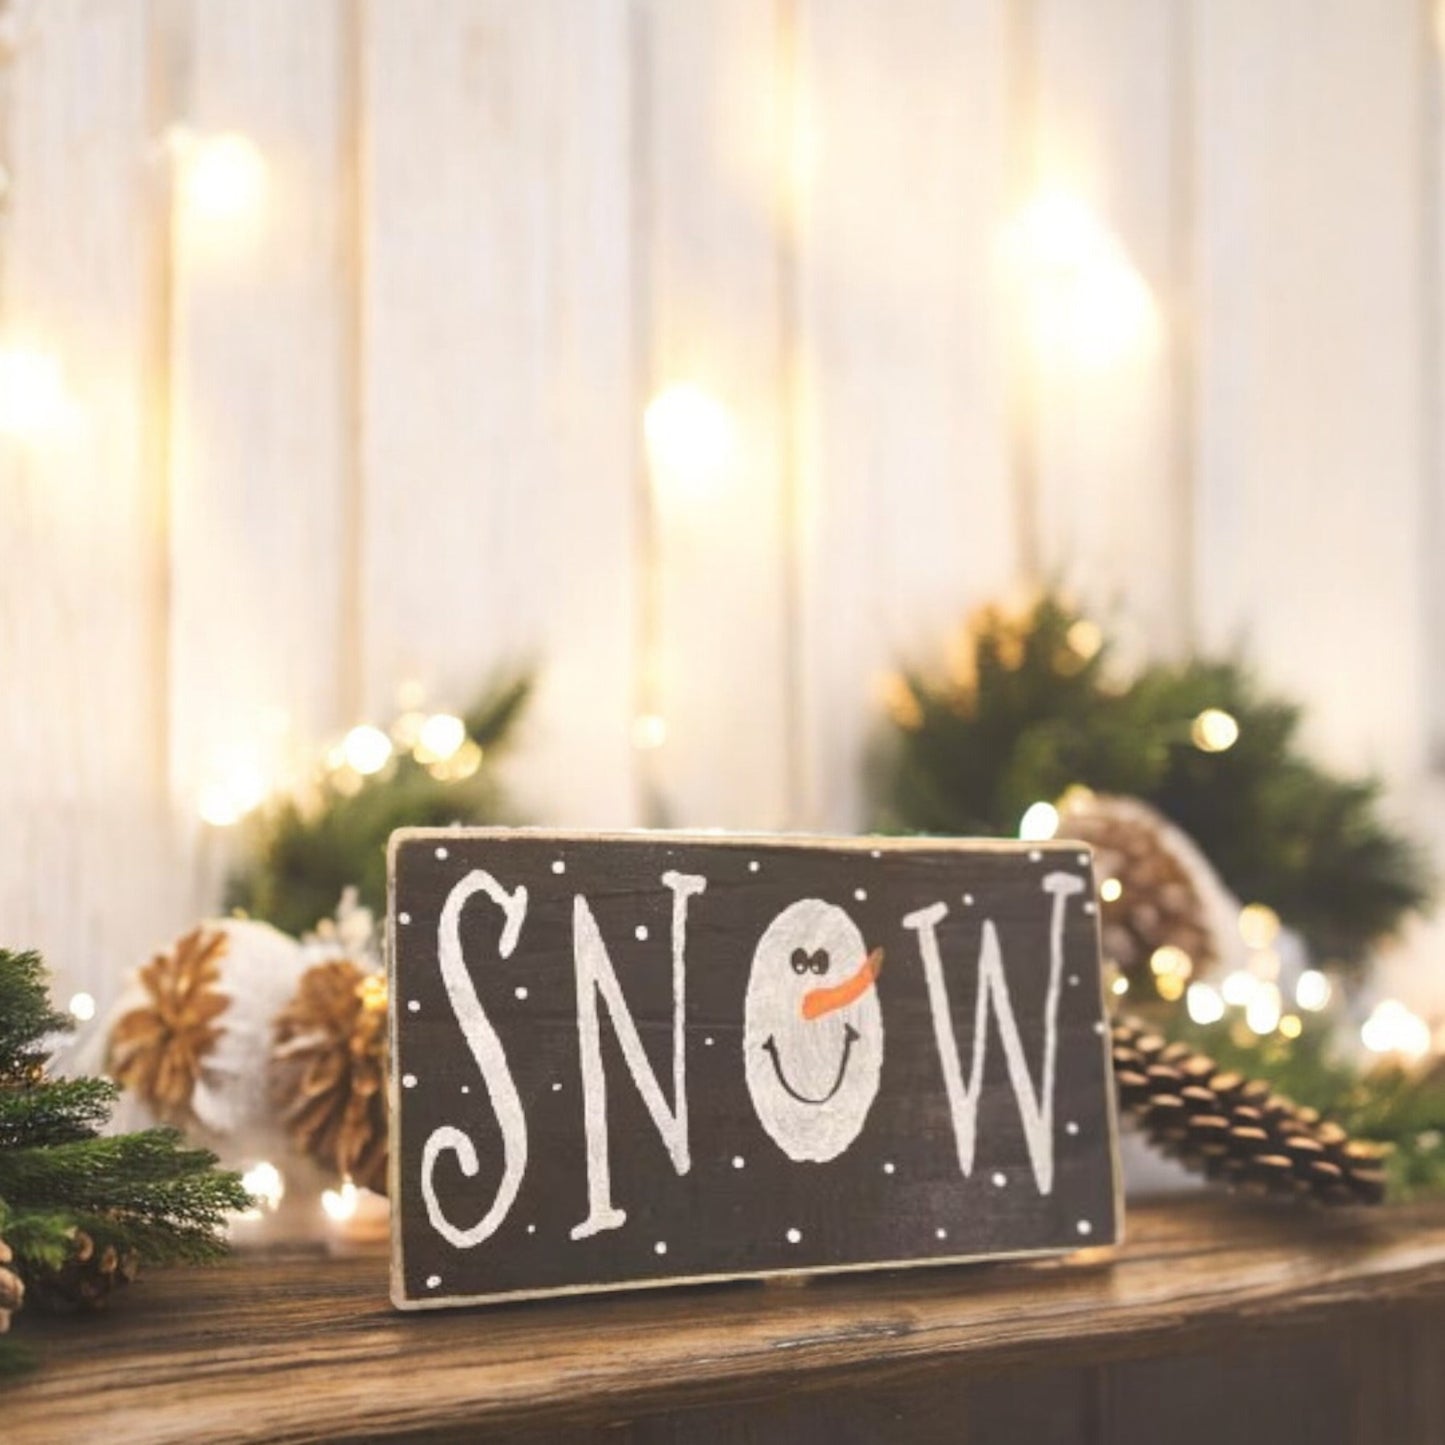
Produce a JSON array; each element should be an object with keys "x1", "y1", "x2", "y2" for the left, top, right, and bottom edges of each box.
[
  {"x1": 1418, "y1": 0, "x2": 1444, "y2": 770},
  {"x1": 1170, "y1": 0, "x2": 1200, "y2": 656},
  {"x1": 1005, "y1": 0, "x2": 1040, "y2": 582},
  {"x1": 629, "y1": 0, "x2": 662, "y2": 826},
  {"x1": 337, "y1": 0, "x2": 366, "y2": 728},
  {"x1": 775, "y1": 0, "x2": 806, "y2": 829}
]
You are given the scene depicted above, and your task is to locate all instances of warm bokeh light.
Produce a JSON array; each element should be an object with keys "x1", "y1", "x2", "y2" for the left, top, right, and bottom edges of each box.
[
  {"x1": 1149, "y1": 944, "x2": 1192, "y2": 980},
  {"x1": 416, "y1": 712, "x2": 465, "y2": 764},
  {"x1": 342, "y1": 724, "x2": 392, "y2": 776},
  {"x1": 176, "y1": 130, "x2": 268, "y2": 230},
  {"x1": 1221, "y1": 969, "x2": 1257, "y2": 1007},
  {"x1": 1245, "y1": 980, "x2": 1283, "y2": 1035},
  {"x1": 644, "y1": 383, "x2": 734, "y2": 496},
  {"x1": 1186, "y1": 981, "x2": 1225, "y2": 1025},
  {"x1": 1192, "y1": 708, "x2": 1240, "y2": 753},
  {"x1": 321, "y1": 1180, "x2": 359, "y2": 1222},
  {"x1": 1099, "y1": 877, "x2": 1123, "y2": 903},
  {"x1": 1018, "y1": 800, "x2": 1060, "y2": 841},
  {"x1": 633, "y1": 714, "x2": 668, "y2": 750},
  {"x1": 68, "y1": 991, "x2": 96, "y2": 1022},
  {"x1": 0, "y1": 345, "x2": 74, "y2": 438},
  {"x1": 1238, "y1": 901, "x2": 1281, "y2": 948},
  {"x1": 1295, "y1": 969, "x2": 1332, "y2": 1012},
  {"x1": 1360, "y1": 999, "x2": 1432, "y2": 1060},
  {"x1": 1004, "y1": 188, "x2": 1160, "y2": 369},
  {"x1": 198, "y1": 747, "x2": 269, "y2": 826},
  {"x1": 242, "y1": 1160, "x2": 285, "y2": 1212}
]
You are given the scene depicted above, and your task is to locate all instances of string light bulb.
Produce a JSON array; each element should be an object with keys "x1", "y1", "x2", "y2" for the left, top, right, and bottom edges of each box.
[
  {"x1": 1245, "y1": 980, "x2": 1283, "y2": 1036},
  {"x1": 198, "y1": 747, "x2": 269, "y2": 826},
  {"x1": 341, "y1": 724, "x2": 392, "y2": 776},
  {"x1": 241, "y1": 1161, "x2": 285, "y2": 1213},
  {"x1": 174, "y1": 129, "x2": 267, "y2": 231},
  {"x1": 1191, "y1": 708, "x2": 1240, "y2": 753},
  {"x1": 1018, "y1": 800, "x2": 1059, "y2": 841},
  {"x1": 321, "y1": 1180, "x2": 359, "y2": 1223},
  {"x1": 1360, "y1": 999, "x2": 1432, "y2": 1061},
  {"x1": 415, "y1": 712, "x2": 465, "y2": 764},
  {"x1": 644, "y1": 383, "x2": 734, "y2": 497},
  {"x1": 68, "y1": 991, "x2": 96, "y2": 1022},
  {"x1": 633, "y1": 714, "x2": 668, "y2": 750},
  {"x1": 1003, "y1": 188, "x2": 1160, "y2": 369},
  {"x1": 0, "y1": 345, "x2": 75, "y2": 439},
  {"x1": 1099, "y1": 877, "x2": 1123, "y2": 903},
  {"x1": 1186, "y1": 981, "x2": 1225, "y2": 1025},
  {"x1": 1295, "y1": 969, "x2": 1332, "y2": 1012}
]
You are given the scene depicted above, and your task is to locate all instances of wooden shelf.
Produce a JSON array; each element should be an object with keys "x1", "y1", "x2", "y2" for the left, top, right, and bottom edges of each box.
[{"x1": 8, "y1": 1196, "x2": 1445, "y2": 1444}]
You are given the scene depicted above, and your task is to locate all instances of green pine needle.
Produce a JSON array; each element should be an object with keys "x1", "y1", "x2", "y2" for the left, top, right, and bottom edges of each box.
[
  {"x1": 226, "y1": 668, "x2": 532, "y2": 935},
  {"x1": 0, "y1": 948, "x2": 251, "y2": 1346},
  {"x1": 871, "y1": 593, "x2": 1432, "y2": 972}
]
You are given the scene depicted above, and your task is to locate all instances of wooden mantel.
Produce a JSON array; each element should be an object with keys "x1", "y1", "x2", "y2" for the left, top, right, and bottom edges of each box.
[{"x1": 8, "y1": 1196, "x2": 1445, "y2": 1444}]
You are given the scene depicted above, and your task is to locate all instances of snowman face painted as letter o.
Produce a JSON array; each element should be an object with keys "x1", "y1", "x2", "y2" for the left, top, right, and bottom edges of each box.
[{"x1": 744, "y1": 899, "x2": 884, "y2": 1162}]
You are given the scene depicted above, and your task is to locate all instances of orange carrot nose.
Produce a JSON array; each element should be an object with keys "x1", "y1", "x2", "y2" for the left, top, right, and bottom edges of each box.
[{"x1": 802, "y1": 947, "x2": 883, "y2": 1021}]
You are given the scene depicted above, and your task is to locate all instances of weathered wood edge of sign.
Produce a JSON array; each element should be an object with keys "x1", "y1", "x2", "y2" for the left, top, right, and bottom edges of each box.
[{"x1": 386, "y1": 827, "x2": 1125, "y2": 1312}]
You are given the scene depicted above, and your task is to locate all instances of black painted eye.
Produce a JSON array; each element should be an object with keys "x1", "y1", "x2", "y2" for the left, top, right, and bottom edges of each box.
[
  {"x1": 809, "y1": 950, "x2": 830, "y2": 976},
  {"x1": 790, "y1": 948, "x2": 811, "y2": 975}
]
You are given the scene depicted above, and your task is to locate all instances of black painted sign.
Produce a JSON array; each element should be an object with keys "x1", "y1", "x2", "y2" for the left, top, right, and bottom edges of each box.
[{"x1": 388, "y1": 830, "x2": 1121, "y2": 1309}]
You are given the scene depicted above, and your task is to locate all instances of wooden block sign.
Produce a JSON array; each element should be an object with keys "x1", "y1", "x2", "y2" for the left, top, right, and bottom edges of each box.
[{"x1": 388, "y1": 830, "x2": 1121, "y2": 1309}]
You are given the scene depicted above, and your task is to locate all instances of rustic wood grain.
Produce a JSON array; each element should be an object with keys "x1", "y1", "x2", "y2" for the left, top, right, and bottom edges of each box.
[{"x1": 6, "y1": 1197, "x2": 1445, "y2": 1443}]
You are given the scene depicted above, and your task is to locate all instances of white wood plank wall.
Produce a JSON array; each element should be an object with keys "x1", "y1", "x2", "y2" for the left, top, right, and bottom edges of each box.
[{"x1": 0, "y1": 0, "x2": 1441, "y2": 1005}]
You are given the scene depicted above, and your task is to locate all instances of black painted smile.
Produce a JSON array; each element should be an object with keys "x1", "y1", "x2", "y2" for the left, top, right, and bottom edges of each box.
[{"x1": 762, "y1": 1023, "x2": 860, "y2": 1106}]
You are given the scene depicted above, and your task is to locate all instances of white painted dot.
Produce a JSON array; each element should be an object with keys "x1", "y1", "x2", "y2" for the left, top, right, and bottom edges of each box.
[
  {"x1": 1093, "y1": 1020, "x2": 1106, "y2": 1036},
  {"x1": 732, "y1": 1155, "x2": 745, "y2": 1169},
  {"x1": 935, "y1": 1227, "x2": 948, "y2": 1241},
  {"x1": 883, "y1": 1161, "x2": 895, "y2": 1175},
  {"x1": 1068, "y1": 974, "x2": 1080, "y2": 987},
  {"x1": 786, "y1": 1228, "x2": 802, "y2": 1244},
  {"x1": 551, "y1": 859, "x2": 566, "y2": 874},
  {"x1": 407, "y1": 999, "x2": 420, "y2": 1013},
  {"x1": 402, "y1": 1073, "x2": 417, "y2": 1089},
  {"x1": 399, "y1": 911, "x2": 412, "y2": 925},
  {"x1": 514, "y1": 985, "x2": 529, "y2": 1001},
  {"x1": 1077, "y1": 853, "x2": 1089, "y2": 866},
  {"x1": 870, "y1": 848, "x2": 882, "y2": 859},
  {"x1": 1065, "y1": 1120, "x2": 1080, "y2": 1136},
  {"x1": 704, "y1": 1036, "x2": 715, "y2": 1047},
  {"x1": 527, "y1": 1223, "x2": 536, "y2": 1235},
  {"x1": 992, "y1": 1172, "x2": 1007, "y2": 1188},
  {"x1": 426, "y1": 1274, "x2": 441, "y2": 1289},
  {"x1": 963, "y1": 893, "x2": 975, "y2": 906},
  {"x1": 1029, "y1": 849, "x2": 1042, "y2": 862},
  {"x1": 460, "y1": 1085, "x2": 470, "y2": 1094},
  {"x1": 1083, "y1": 901, "x2": 1097, "y2": 915},
  {"x1": 853, "y1": 887, "x2": 867, "y2": 902},
  {"x1": 435, "y1": 847, "x2": 448, "y2": 860},
  {"x1": 552, "y1": 1081, "x2": 562, "y2": 1092},
  {"x1": 1076, "y1": 1219, "x2": 1093, "y2": 1237},
  {"x1": 748, "y1": 860, "x2": 760, "y2": 873},
  {"x1": 635, "y1": 924, "x2": 649, "y2": 941},
  {"x1": 654, "y1": 1241, "x2": 667, "y2": 1256}
]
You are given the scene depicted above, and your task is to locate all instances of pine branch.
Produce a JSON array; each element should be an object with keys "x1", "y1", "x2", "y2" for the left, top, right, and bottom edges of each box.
[
  {"x1": 0, "y1": 948, "x2": 250, "y2": 1326},
  {"x1": 226, "y1": 668, "x2": 532, "y2": 935},
  {"x1": 871, "y1": 594, "x2": 1432, "y2": 971}
]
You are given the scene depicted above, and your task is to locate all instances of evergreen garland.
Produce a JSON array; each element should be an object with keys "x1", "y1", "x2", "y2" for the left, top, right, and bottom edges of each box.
[
  {"x1": 226, "y1": 671, "x2": 532, "y2": 937},
  {"x1": 0, "y1": 949, "x2": 249, "y2": 1373},
  {"x1": 872, "y1": 594, "x2": 1431, "y2": 971}
]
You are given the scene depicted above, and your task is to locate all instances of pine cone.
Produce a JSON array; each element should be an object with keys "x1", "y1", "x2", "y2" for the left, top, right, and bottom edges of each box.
[
  {"x1": 270, "y1": 960, "x2": 387, "y2": 1194},
  {"x1": 107, "y1": 926, "x2": 230, "y2": 1126},
  {"x1": 1058, "y1": 792, "x2": 1228, "y2": 994},
  {"x1": 1111, "y1": 1017, "x2": 1387, "y2": 1204},
  {"x1": 25, "y1": 1229, "x2": 139, "y2": 1312},
  {"x1": 0, "y1": 1232, "x2": 23, "y2": 1333}
]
